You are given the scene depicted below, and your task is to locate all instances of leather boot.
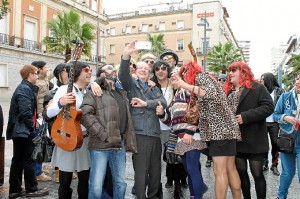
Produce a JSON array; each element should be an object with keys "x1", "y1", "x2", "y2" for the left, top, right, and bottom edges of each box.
[{"x1": 174, "y1": 183, "x2": 183, "y2": 199}]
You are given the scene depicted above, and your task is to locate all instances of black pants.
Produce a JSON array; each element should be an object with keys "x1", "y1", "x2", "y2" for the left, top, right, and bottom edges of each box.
[
  {"x1": 9, "y1": 137, "x2": 38, "y2": 193},
  {"x1": 264, "y1": 122, "x2": 279, "y2": 167},
  {"x1": 58, "y1": 169, "x2": 89, "y2": 199},
  {"x1": 133, "y1": 135, "x2": 162, "y2": 199},
  {"x1": 166, "y1": 163, "x2": 187, "y2": 184}
]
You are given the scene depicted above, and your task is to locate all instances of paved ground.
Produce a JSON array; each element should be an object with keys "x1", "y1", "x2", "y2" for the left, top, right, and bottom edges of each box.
[{"x1": 0, "y1": 101, "x2": 298, "y2": 199}]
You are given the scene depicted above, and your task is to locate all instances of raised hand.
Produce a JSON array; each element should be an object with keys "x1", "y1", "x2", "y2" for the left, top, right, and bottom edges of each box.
[{"x1": 156, "y1": 101, "x2": 164, "y2": 116}]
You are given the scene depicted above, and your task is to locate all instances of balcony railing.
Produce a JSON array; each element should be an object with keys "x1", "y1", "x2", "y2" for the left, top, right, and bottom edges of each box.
[
  {"x1": 0, "y1": 33, "x2": 15, "y2": 46},
  {"x1": 90, "y1": 55, "x2": 106, "y2": 63},
  {"x1": 20, "y1": 38, "x2": 42, "y2": 52}
]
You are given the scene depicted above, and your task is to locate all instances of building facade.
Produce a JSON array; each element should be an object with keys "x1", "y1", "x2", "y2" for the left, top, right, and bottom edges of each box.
[
  {"x1": 0, "y1": 0, "x2": 107, "y2": 101},
  {"x1": 105, "y1": 0, "x2": 240, "y2": 67},
  {"x1": 270, "y1": 43, "x2": 288, "y2": 73},
  {"x1": 237, "y1": 40, "x2": 251, "y2": 64}
]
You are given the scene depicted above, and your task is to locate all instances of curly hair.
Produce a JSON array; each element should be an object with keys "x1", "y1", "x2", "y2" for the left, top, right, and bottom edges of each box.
[
  {"x1": 179, "y1": 61, "x2": 202, "y2": 86},
  {"x1": 224, "y1": 61, "x2": 256, "y2": 94}
]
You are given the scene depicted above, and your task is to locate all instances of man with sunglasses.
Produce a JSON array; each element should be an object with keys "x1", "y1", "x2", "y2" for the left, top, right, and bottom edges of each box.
[
  {"x1": 119, "y1": 41, "x2": 167, "y2": 199},
  {"x1": 141, "y1": 53, "x2": 156, "y2": 69},
  {"x1": 160, "y1": 49, "x2": 179, "y2": 71}
]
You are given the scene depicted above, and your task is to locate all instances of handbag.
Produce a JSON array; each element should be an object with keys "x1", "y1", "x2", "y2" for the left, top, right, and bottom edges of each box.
[
  {"x1": 163, "y1": 132, "x2": 182, "y2": 164},
  {"x1": 32, "y1": 119, "x2": 53, "y2": 163},
  {"x1": 276, "y1": 128, "x2": 300, "y2": 154},
  {"x1": 183, "y1": 95, "x2": 200, "y2": 126}
]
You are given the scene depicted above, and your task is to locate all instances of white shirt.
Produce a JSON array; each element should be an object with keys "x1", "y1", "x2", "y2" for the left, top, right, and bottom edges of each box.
[{"x1": 266, "y1": 90, "x2": 275, "y2": 122}]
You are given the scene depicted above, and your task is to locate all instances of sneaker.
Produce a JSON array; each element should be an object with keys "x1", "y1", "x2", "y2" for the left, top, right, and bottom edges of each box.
[
  {"x1": 271, "y1": 166, "x2": 280, "y2": 176},
  {"x1": 26, "y1": 189, "x2": 49, "y2": 198},
  {"x1": 36, "y1": 173, "x2": 52, "y2": 181},
  {"x1": 9, "y1": 190, "x2": 25, "y2": 198}
]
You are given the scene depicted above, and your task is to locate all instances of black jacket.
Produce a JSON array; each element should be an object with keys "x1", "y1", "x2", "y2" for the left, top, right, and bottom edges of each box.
[
  {"x1": 236, "y1": 82, "x2": 274, "y2": 153},
  {"x1": 6, "y1": 80, "x2": 39, "y2": 140}
]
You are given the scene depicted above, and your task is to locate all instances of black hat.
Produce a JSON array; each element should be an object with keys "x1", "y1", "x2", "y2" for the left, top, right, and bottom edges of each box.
[{"x1": 160, "y1": 49, "x2": 179, "y2": 65}]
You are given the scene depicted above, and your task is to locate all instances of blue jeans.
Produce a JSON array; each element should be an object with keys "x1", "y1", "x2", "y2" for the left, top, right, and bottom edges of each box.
[
  {"x1": 182, "y1": 150, "x2": 207, "y2": 199},
  {"x1": 88, "y1": 142, "x2": 126, "y2": 199},
  {"x1": 277, "y1": 143, "x2": 300, "y2": 199},
  {"x1": 34, "y1": 161, "x2": 42, "y2": 176}
]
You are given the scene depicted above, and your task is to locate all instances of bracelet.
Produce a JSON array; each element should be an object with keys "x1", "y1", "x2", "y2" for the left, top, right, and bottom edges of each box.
[{"x1": 192, "y1": 86, "x2": 195, "y2": 93}]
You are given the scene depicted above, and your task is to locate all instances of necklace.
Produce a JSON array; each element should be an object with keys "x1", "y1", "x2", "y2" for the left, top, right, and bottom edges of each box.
[{"x1": 161, "y1": 80, "x2": 169, "y2": 97}]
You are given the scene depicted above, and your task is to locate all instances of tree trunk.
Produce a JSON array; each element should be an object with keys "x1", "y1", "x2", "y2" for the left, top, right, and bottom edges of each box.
[{"x1": 65, "y1": 47, "x2": 72, "y2": 63}]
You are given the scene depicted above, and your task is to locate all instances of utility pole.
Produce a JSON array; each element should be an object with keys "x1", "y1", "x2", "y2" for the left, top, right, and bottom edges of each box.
[{"x1": 197, "y1": 11, "x2": 212, "y2": 72}]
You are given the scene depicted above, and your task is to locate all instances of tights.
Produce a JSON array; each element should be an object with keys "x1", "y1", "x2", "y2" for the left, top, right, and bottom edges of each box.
[{"x1": 235, "y1": 154, "x2": 266, "y2": 199}]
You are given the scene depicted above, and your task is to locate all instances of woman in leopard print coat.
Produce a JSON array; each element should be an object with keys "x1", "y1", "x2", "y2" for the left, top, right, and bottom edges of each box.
[{"x1": 171, "y1": 61, "x2": 242, "y2": 199}]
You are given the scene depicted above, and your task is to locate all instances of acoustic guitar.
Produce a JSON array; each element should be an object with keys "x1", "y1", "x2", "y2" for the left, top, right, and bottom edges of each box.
[{"x1": 51, "y1": 42, "x2": 84, "y2": 151}]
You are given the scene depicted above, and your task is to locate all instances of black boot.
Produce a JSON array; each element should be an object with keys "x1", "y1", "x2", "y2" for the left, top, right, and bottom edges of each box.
[{"x1": 174, "y1": 183, "x2": 183, "y2": 199}]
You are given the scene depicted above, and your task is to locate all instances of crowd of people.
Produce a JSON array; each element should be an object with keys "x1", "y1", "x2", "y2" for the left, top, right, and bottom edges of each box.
[{"x1": 2, "y1": 40, "x2": 300, "y2": 199}]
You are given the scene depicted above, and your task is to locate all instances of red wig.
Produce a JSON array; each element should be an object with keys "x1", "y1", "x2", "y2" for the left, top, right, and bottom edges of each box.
[
  {"x1": 179, "y1": 61, "x2": 202, "y2": 86},
  {"x1": 224, "y1": 61, "x2": 256, "y2": 94}
]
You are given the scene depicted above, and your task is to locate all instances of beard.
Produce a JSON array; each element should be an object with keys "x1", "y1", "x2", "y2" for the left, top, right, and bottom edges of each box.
[{"x1": 105, "y1": 73, "x2": 117, "y2": 82}]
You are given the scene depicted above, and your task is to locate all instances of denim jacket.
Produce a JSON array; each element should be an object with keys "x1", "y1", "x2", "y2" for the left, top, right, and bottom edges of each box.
[{"x1": 273, "y1": 89, "x2": 300, "y2": 145}]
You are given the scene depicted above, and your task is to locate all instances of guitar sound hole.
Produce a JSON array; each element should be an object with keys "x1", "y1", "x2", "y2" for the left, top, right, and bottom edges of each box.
[{"x1": 57, "y1": 130, "x2": 71, "y2": 137}]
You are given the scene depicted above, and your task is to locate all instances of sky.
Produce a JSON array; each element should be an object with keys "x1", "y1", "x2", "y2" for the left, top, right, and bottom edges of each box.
[{"x1": 102, "y1": 0, "x2": 300, "y2": 77}]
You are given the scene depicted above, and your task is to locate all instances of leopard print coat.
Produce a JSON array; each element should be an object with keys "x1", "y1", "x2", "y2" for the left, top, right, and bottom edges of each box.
[{"x1": 196, "y1": 73, "x2": 241, "y2": 141}]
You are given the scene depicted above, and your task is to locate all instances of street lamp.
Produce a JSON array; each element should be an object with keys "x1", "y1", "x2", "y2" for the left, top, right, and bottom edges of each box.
[{"x1": 197, "y1": 11, "x2": 212, "y2": 72}]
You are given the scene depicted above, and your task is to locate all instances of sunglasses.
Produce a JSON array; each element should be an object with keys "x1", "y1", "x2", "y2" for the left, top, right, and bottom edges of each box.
[
  {"x1": 82, "y1": 67, "x2": 92, "y2": 73},
  {"x1": 218, "y1": 78, "x2": 226, "y2": 82},
  {"x1": 228, "y1": 68, "x2": 239, "y2": 73},
  {"x1": 155, "y1": 66, "x2": 167, "y2": 72},
  {"x1": 144, "y1": 60, "x2": 154, "y2": 64},
  {"x1": 163, "y1": 55, "x2": 174, "y2": 60},
  {"x1": 130, "y1": 63, "x2": 137, "y2": 69}
]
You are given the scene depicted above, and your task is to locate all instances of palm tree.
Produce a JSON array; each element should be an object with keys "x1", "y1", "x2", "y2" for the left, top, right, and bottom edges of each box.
[
  {"x1": 43, "y1": 10, "x2": 95, "y2": 62},
  {"x1": 0, "y1": 0, "x2": 10, "y2": 20},
  {"x1": 282, "y1": 54, "x2": 300, "y2": 90},
  {"x1": 206, "y1": 42, "x2": 242, "y2": 73},
  {"x1": 139, "y1": 33, "x2": 166, "y2": 59}
]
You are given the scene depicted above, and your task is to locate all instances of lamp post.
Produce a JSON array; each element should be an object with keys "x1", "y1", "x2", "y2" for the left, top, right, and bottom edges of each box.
[{"x1": 197, "y1": 11, "x2": 212, "y2": 72}]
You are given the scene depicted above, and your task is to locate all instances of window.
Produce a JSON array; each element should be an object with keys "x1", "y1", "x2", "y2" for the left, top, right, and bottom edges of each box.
[
  {"x1": 24, "y1": 20, "x2": 37, "y2": 50},
  {"x1": 0, "y1": 63, "x2": 8, "y2": 87},
  {"x1": 159, "y1": 22, "x2": 165, "y2": 31},
  {"x1": 141, "y1": 24, "x2": 148, "y2": 33},
  {"x1": 177, "y1": 39, "x2": 184, "y2": 51},
  {"x1": 110, "y1": 44, "x2": 115, "y2": 54},
  {"x1": 125, "y1": 26, "x2": 131, "y2": 34},
  {"x1": 25, "y1": 20, "x2": 36, "y2": 41},
  {"x1": 177, "y1": 20, "x2": 184, "y2": 29},
  {"x1": 92, "y1": 0, "x2": 97, "y2": 11},
  {"x1": 110, "y1": 27, "x2": 116, "y2": 36},
  {"x1": 0, "y1": 15, "x2": 7, "y2": 34}
]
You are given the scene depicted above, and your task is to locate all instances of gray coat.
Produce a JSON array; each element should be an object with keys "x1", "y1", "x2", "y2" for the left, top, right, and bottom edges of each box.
[{"x1": 118, "y1": 58, "x2": 167, "y2": 137}]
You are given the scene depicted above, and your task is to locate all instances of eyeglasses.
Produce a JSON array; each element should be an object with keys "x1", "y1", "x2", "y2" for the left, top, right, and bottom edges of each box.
[
  {"x1": 163, "y1": 55, "x2": 174, "y2": 60},
  {"x1": 144, "y1": 60, "x2": 154, "y2": 64},
  {"x1": 32, "y1": 72, "x2": 38, "y2": 76},
  {"x1": 136, "y1": 65, "x2": 150, "y2": 71},
  {"x1": 155, "y1": 66, "x2": 167, "y2": 72},
  {"x1": 228, "y1": 68, "x2": 239, "y2": 73},
  {"x1": 82, "y1": 67, "x2": 92, "y2": 73}
]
